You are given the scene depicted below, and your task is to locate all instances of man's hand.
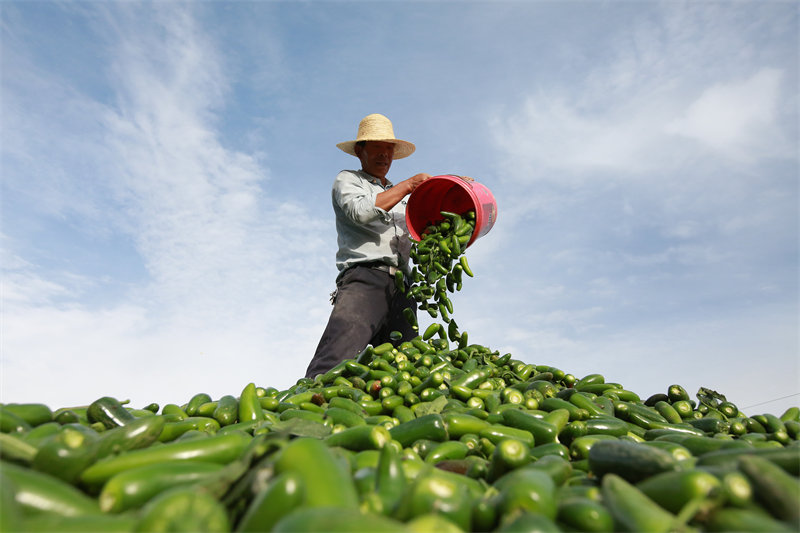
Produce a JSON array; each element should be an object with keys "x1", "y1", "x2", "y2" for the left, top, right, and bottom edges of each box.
[
  {"x1": 375, "y1": 173, "x2": 432, "y2": 212},
  {"x1": 404, "y1": 173, "x2": 432, "y2": 194}
]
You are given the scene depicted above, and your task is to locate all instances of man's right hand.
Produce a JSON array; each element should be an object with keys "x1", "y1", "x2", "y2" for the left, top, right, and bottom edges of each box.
[
  {"x1": 405, "y1": 173, "x2": 432, "y2": 195},
  {"x1": 376, "y1": 173, "x2": 433, "y2": 212}
]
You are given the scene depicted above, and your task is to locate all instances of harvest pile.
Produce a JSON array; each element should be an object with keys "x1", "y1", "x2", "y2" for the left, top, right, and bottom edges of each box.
[{"x1": 2, "y1": 212, "x2": 799, "y2": 532}]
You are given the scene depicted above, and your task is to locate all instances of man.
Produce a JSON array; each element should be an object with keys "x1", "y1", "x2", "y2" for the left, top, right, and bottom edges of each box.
[{"x1": 305, "y1": 114, "x2": 431, "y2": 379}]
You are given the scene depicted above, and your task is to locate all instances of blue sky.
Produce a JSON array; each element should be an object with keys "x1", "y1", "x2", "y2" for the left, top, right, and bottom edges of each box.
[{"x1": 2, "y1": 1, "x2": 797, "y2": 416}]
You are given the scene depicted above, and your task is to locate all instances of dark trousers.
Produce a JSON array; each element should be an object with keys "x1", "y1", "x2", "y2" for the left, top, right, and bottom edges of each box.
[{"x1": 305, "y1": 265, "x2": 417, "y2": 379}]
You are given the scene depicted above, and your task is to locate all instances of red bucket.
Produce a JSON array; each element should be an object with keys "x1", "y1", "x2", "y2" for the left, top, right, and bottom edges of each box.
[{"x1": 405, "y1": 175, "x2": 498, "y2": 247}]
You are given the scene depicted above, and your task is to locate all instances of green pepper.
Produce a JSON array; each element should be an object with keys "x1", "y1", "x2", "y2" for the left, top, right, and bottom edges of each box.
[
  {"x1": 258, "y1": 396, "x2": 280, "y2": 412},
  {"x1": 757, "y1": 413, "x2": 788, "y2": 434},
  {"x1": 0, "y1": 432, "x2": 38, "y2": 465},
  {"x1": 273, "y1": 507, "x2": 406, "y2": 532},
  {"x1": 577, "y1": 382, "x2": 620, "y2": 395},
  {"x1": 451, "y1": 367, "x2": 492, "y2": 389},
  {"x1": 324, "y1": 424, "x2": 392, "y2": 451},
  {"x1": 324, "y1": 406, "x2": 366, "y2": 428},
  {"x1": 402, "y1": 308, "x2": 417, "y2": 330},
  {"x1": 209, "y1": 395, "x2": 237, "y2": 427},
  {"x1": 87, "y1": 397, "x2": 135, "y2": 429},
  {"x1": 389, "y1": 414, "x2": 448, "y2": 447},
  {"x1": 527, "y1": 380, "x2": 558, "y2": 399},
  {"x1": 540, "y1": 397, "x2": 589, "y2": 421},
  {"x1": 479, "y1": 424, "x2": 535, "y2": 448},
  {"x1": 493, "y1": 467, "x2": 558, "y2": 520},
  {"x1": 601, "y1": 473, "x2": 676, "y2": 532},
  {"x1": 528, "y1": 454, "x2": 574, "y2": 486},
  {"x1": 667, "y1": 384, "x2": 690, "y2": 403},
  {"x1": 392, "y1": 405, "x2": 415, "y2": 424},
  {"x1": 2, "y1": 460, "x2": 101, "y2": 517},
  {"x1": 654, "y1": 401, "x2": 683, "y2": 424},
  {"x1": 184, "y1": 393, "x2": 212, "y2": 417},
  {"x1": 501, "y1": 408, "x2": 559, "y2": 444},
  {"x1": 157, "y1": 417, "x2": 220, "y2": 442},
  {"x1": 329, "y1": 396, "x2": 367, "y2": 415},
  {"x1": 584, "y1": 416, "x2": 630, "y2": 438},
  {"x1": 738, "y1": 454, "x2": 800, "y2": 523},
  {"x1": 283, "y1": 390, "x2": 315, "y2": 405},
  {"x1": 395, "y1": 470, "x2": 472, "y2": 530},
  {"x1": 98, "y1": 461, "x2": 225, "y2": 513},
  {"x1": 575, "y1": 373, "x2": 605, "y2": 388},
  {"x1": 686, "y1": 417, "x2": 731, "y2": 435},
  {"x1": 639, "y1": 440, "x2": 693, "y2": 462},
  {"x1": 274, "y1": 437, "x2": 359, "y2": 509},
  {"x1": 239, "y1": 383, "x2": 265, "y2": 423},
  {"x1": 19, "y1": 421, "x2": 61, "y2": 448},
  {"x1": 411, "y1": 371, "x2": 443, "y2": 396},
  {"x1": 667, "y1": 434, "x2": 750, "y2": 456},
  {"x1": 280, "y1": 408, "x2": 324, "y2": 423},
  {"x1": 780, "y1": 406, "x2": 800, "y2": 422},
  {"x1": 635, "y1": 469, "x2": 722, "y2": 514},
  {"x1": 459, "y1": 256, "x2": 474, "y2": 277},
  {"x1": 359, "y1": 399, "x2": 385, "y2": 417},
  {"x1": 22, "y1": 513, "x2": 139, "y2": 532},
  {"x1": 569, "y1": 434, "x2": 619, "y2": 461},
  {"x1": 560, "y1": 420, "x2": 588, "y2": 446},
  {"x1": 588, "y1": 439, "x2": 681, "y2": 485},
  {"x1": 53, "y1": 409, "x2": 83, "y2": 426},
  {"x1": 486, "y1": 437, "x2": 531, "y2": 482},
  {"x1": 556, "y1": 497, "x2": 614, "y2": 533},
  {"x1": 373, "y1": 443, "x2": 406, "y2": 515},
  {"x1": 530, "y1": 442, "x2": 570, "y2": 461},
  {"x1": 80, "y1": 431, "x2": 250, "y2": 490},
  {"x1": 135, "y1": 486, "x2": 229, "y2": 532},
  {"x1": 442, "y1": 412, "x2": 490, "y2": 438},
  {"x1": 31, "y1": 426, "x2": 98, "y2": 484},
  {"x1": 705, "y1": 508, "x2": 795, "y2": 533},
  {"x1": 237, "y1": 471, "x2": 304, "y2": 532},
  {"x1": 1, "y1": 403, "x2": 53, "y2": 427},
  {"x1": 568, "y1": 392, "x2": 608, "y2": 418},
  {"x1": 160, "y1": 404, "x2": 187, "y2": 421},
  {"x1": 424, "y1": 440, "x2": 470, "y2": 465},
  {"x1": 670, "y1": 399, "x2": 694, "y2": 419}
]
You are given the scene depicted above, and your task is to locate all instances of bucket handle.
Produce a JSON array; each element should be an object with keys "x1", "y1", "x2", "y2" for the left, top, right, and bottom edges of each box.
[{"x1": 449, "y1": 174, "x2": 476, "y2": 183}]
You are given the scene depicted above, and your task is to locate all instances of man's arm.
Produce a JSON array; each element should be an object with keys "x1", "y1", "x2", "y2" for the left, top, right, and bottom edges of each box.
[{"x1": 375, "y1": 173, "x2": 432, "y2": 211}]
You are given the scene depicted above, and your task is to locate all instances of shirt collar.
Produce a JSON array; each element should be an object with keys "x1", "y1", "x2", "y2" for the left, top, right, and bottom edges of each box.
[{"x1": 358, "y1": 170, "x2": 394, "y2": 189}]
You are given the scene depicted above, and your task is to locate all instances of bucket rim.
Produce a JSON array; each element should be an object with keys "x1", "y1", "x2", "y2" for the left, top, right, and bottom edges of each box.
[{"x1": 405, "y1": 174, "x2": 497, "y2": 247}]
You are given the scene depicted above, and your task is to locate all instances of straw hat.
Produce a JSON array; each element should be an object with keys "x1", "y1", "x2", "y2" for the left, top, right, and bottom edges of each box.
[{"x1": 336, "y1": 113, "x2": 416, "y2": 159}]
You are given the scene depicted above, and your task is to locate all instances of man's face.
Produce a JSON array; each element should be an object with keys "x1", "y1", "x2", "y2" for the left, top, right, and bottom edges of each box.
[{"x1": 355, "y1": 141, "x2": 395, "y2": 179}]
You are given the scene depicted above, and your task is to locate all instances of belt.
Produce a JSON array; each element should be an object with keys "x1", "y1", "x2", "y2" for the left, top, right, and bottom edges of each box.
[{"x1": 358, "y1": 261, "x2": 398, "y2": 276}]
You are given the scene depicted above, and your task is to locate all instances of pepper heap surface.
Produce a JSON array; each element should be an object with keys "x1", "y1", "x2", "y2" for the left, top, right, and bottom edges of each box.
[{"x1": 1, "y1": 210, "x2": 799, "y2": 532}]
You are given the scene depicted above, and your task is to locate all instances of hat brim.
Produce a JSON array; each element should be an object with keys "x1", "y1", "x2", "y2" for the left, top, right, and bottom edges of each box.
[{"x1": 336, "y1": 139, "x2": 416, "y2": 159}]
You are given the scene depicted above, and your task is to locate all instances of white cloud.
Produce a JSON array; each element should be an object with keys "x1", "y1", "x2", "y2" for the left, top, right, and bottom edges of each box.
[
  {"x1": 1, "y1": 274, "x2": 330, "y2": 408},
  {"x1": 665, "y1": 68, "x2": 785, "y2": 160},
  {"x1": 1, "y1": 3, "x2": 335, "y2": 407},
  {"x1": 495, "y1": 87, "x2": 687, "y2": 178},
  {"x1": 477, "y1": 2, "x2": 797, "y2": 420},
  {"x1": 83, "y1": 3, "x2": 334, "y2": 325},
  {"x1": 2, "y1": 263, "x2": 75, "y2": 306},
  {"x1": 488, "y1": 5, "x2": 795, "y2": 183}
]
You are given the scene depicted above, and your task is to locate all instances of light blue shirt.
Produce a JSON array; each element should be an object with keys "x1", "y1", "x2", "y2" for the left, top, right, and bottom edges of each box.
[{"x1": 332, "y1": 169, "x2": 411, "y2": 275}]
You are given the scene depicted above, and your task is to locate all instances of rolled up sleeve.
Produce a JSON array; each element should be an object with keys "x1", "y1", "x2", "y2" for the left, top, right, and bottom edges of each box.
[{"x1": 333, "y1": 171, "x2": 391, "y2": 224}]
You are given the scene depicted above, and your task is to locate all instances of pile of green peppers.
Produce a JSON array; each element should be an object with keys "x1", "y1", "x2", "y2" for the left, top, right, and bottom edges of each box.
[{"x1": 1, "y1": 210, "x2": 799, "y2": 532}]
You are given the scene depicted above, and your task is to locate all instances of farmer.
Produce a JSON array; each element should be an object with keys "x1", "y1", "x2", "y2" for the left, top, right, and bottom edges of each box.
[{"x1": 305, "y1": 113, "x2": 431, "y2": 379}]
